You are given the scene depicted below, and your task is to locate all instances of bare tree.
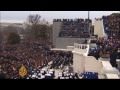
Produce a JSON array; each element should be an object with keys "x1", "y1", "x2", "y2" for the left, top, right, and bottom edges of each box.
[
  {"x1": 27, "y1": 14, "x2": 41, "y2": 26},
  {"x1": 24, "y1": 14, "x2": 51, "y2": 44},
  {"x1": 24, "y1": 14, "x2": 41, "y2": 41}
]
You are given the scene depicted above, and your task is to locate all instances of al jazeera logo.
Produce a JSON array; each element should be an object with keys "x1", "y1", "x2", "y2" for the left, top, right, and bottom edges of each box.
[{"x1": 19, "y1": 65, "x2": 27, "y2": 78}]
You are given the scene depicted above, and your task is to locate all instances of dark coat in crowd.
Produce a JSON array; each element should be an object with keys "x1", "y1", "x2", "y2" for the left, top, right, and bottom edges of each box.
[{"x1": 110, "y1": 51, "x2": 117, "y2": 67}]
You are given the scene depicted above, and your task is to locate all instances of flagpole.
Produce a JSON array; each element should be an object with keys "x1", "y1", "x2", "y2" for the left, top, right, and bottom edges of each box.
[
  {"x1": 88, "y1": 11, "x2": 90, "y2": 37},
  {"x1": 88, "y1": 11, "x2": 89, "y2": 20}
]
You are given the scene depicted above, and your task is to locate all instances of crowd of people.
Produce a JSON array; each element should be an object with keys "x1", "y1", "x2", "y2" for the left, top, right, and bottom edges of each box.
[
  {"x1": 0, "y1": 42, "x2": 73, "y2": 79},
  {"x1": 0, "y1": 40, "x2": 101, "y2": 79},
  {"x1": 89, "y1": 37, "x2": 120, "y2": 67},
  {"x1": 58, "y1": 19, "x2": 91, "y2": 38},
  {"x1": 49, "y1": 51, "x2": 73, "y2": 69},
  {"x1": 0, "y1": 14, "x2": 120, "y2": 79},
  {"x1": 103, "y1": 13, "x2": 120, "y2": 39},
  {"x1": 0, "y1": 43, "x2": 51, "y2": 79},
  {"x1": 25, "y1": 50, "x2": 73, "y2": 79}
]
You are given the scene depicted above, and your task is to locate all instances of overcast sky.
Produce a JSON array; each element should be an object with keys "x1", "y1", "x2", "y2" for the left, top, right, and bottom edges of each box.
[{"x1": 0, "y1": 11, "x2": 119, "y2": 24}]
